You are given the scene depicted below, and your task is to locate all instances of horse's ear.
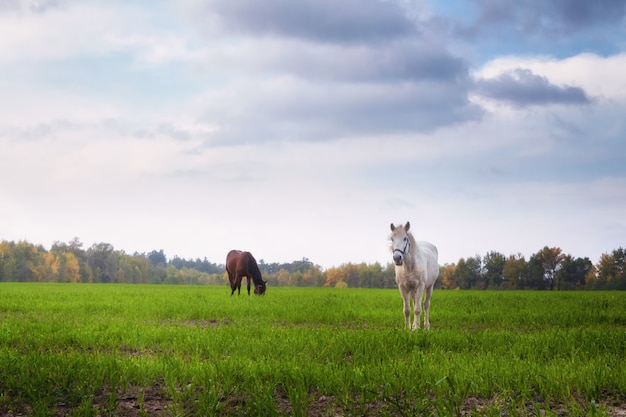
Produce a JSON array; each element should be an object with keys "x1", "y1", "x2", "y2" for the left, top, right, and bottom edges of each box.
[
  {"x1": 390, "y1": 223, "x2": 395, "y2": 231},
  {"x1": 405, "y1": 221, "x2": 410, "y2": 231}
]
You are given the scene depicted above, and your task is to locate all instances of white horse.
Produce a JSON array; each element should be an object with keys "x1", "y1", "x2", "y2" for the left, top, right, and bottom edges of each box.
[{"x1": 389, "y1": 221, "x2": 439, "y2": 330}]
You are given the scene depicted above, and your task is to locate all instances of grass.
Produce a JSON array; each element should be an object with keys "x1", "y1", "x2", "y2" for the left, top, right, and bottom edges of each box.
[{"x1": 0, "y1": 283, "x2": 625, "y2": 416}]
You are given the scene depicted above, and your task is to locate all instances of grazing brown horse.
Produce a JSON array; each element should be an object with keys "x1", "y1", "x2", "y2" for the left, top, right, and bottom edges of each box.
[{"x1": 226, "y1": 250, "x2": 267, "y2": 296}]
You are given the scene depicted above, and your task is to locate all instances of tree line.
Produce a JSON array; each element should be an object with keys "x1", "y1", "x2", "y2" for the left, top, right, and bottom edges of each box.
[
  {"x1": 440, "y1": 247, "x2": 625, "y2": 290},
  {"x1": 0, "y1": 238, "x2": 624, "y2": 290}
]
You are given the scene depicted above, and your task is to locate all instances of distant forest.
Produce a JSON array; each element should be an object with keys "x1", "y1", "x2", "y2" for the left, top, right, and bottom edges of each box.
[{"x1": 0, "y1": 238, "x2": 624, "y2": 290}]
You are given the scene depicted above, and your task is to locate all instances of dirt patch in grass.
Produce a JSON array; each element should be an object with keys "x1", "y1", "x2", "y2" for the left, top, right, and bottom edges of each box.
[{"x1": 2, "y1": 386, "x2": 625, "y2": 416}]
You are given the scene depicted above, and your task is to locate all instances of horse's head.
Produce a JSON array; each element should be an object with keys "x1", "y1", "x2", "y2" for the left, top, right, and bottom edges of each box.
[
  {"x1": 254, "y1": 280, "x2": 267, "y2": 295},
  {"x1": 390, "y1": 221, "x2": 411, "y2": 266}
]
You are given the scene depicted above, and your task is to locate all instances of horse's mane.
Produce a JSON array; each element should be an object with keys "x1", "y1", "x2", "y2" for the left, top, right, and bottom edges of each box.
[
  {"x1": 245, "y1": 252, "x2": 264, "y2": 285},
  {"x1": 404, "y1": 231, "x2": 418, "y2": 272}
]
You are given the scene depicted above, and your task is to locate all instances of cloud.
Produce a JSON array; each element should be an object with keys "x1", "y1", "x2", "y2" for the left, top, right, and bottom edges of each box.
[
  {"x1": 194, "y1": 74, "x2": 483, "y2": 145},
  {"x1": 185, "y1": 0, "x2": 418, "y2": 43},
  {"x1": 434, "y1": 0, "x2": 626, "y2": 59},
  {"x1": 473, "y1": 68, "x2": 591, "y2": 107},
  {"x1": 476, "y1": 53, "x2": 626, "y2": 101},
  {"x1": 456, "y1": 0, "x2": 626, "y2": 37},
  {"x1": 211, "y1": 38, "x2": 467, "y2": 83},
  {"x1": 184, "y1": 0, "x2": 462, "y2": 83},
  {"x1": 177, "y1": 0, "x2": 484, "y2": 145},
  {"x1": 0, "y1": 1, "x2": 204, "y2": 70},
  {"x1": 1, "y1": 0, "x2": 482, "y2": 146}
]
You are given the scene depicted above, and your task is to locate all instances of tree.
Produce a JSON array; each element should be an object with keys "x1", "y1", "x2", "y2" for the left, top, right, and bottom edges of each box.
[
  {"x1": 535, "y1": 247, "x2": 565, "y2": 290},
  {"x1": 594, "y1": 248, "x2": 626, "y2": 289},
  {"x1": 527, "y1": 253, "x2": 546, "y2": 289},
  {"x1": 52, "y1": 238, "x2": 91, "y2": 282},
  {"x1": 453, "y1": 256, "x2": 482, "y2": 289},
  {"x1": 324, "y1": 266, "x2": 343, "y2": 287},
  {"x1": 86, "y1": 243, "x2": 117, "y2": 283},
  {"x1": 439, "y1": 263, "x2": 457, "y2": 289},
  {"x1": 556, "y1": 255, "x2": 592, "y2": 290},
  {"x1": 482, "y1": 251, "x2": 506, "y2": 289},
  {"x1": 502, "y1": 254, "x2": 527, "y2": 289},
  {"x1": 382, "y1": 263, "x2": 396, "y2": 288},
  {"x1": 39, "y1": 252, "x2": 61, "y2": 282},
  {"x1": 0, "y1": 241, "x2": 13, "y2": 281},
  {"x1": 304, "y1": 267, "x2": 325, "y2": 287},
  {"x1": 343, "y1": 264, "x2": 361, "y2": 288},
  {"x1": 147, "y1": 250, "x2": 167, "y2": 267},
  {"x1": 10, "y1": 241, "x2": 42, "y2": 282},
  {"x1": 62, "y1": 252, "x2": 81, "y2": 283},
  {"x1": 276, "y1": 268, "x2": 291, "y2": 286}
]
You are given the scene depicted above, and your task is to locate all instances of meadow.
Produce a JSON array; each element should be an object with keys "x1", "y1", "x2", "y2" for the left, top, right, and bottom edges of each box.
[{"x1": 0, "y1": 283, "x2": 624, "y2": 416}]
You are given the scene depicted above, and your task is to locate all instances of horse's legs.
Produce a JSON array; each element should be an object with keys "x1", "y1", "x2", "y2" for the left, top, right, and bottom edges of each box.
[
  {"x1": 246, "y1": 276, "x2": 252, "y2": 295},
  {"x1": 399, "y1": 288, "x2": 411, "y2": 329},
  {"x1": 228, "y1": 272, "x2": 237, "y2": 295},
  {"x1": 235, "y1": 274, "x2": 243, "y2": 295},
  {"x1": 423, "y1": 284, "x2": 434, "y2": 330},
  {"x1": 413, "y1": 284, "x2": 426, "y2": 330}
]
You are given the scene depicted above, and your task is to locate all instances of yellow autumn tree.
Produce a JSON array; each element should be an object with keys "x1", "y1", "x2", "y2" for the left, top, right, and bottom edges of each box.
[
  {"x1": 323, "y1": 266, "x2": 343, "y2": 287},
  {"x1": 276, "y1": 268, "x2": 290, "y2": 286},
  {"x1": 33, "y1": 251, "x2": 60, "y2": 282},
  {"x1": 62, "y1": 252, "x2": 81, "y2": 283},
  {"x1": 439, "y1": 263, "x2": 457, "y2": 289}
]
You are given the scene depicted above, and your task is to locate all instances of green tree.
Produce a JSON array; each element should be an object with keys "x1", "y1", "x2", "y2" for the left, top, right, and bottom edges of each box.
[
  {"x1": 535, "y1": 247, "x2": 565, "y2": 290},
  {"x1": 502, "y1": 254, "x2": 527, "y2": 289},
  {"x1": 343, "y1": 264, "x2": 361, "y2": 288},
  {"x1": 86, "y1": 243, "x2": 117, "y2": 283},
  {"x1": 454, "y1": 256, "x2": 482, "y2": 289},
  {"x1": 594, "y1": 248, "x2": 626, "y2": 289},
  {"x1": 482, "y1": 251, "x2": 506, "y2": 289},
  {"x1": 9, "y1": 241, "x2": 43, "y2": 282},
  {"x1": 147, "y1": 250, "x2": 167, "y2": 267},
  {"x1": 556, "y1": 255, "x2": 592, "y2": 290},
  {"x1": 527, "y1": 253, "x2": 546, "y2": 289}
]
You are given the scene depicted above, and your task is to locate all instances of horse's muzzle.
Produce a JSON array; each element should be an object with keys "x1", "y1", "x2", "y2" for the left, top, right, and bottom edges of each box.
[{"x1": 393, "y1": 251, "x2": 404, "y2": 266}]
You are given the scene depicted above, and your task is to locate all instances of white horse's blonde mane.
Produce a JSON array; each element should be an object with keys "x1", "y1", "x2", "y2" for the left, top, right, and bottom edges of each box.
[{"x1": 404, "y1": 231, "x2": 417, "y2": 272}]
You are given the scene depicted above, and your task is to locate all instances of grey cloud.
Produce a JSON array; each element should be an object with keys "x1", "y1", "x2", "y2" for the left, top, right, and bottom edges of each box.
[
  {"x1": 473, "y1": 69, "x2": 590, "y2": 107},
  {"x1": 276, "y1": 39, "x2": 467, "y2": 83},
  {"x1": 550, "y1": 0, "x2": 626, "y2": 29},
  {"x1": 191, "y1": 0, "x2": 418, "y2": 43},
  {"x1": 456, "y1": 0, "x2": 626, "y2": 38},
  {"x1": 201, "y1": 79, "x2": 483, "y2": 145},
  {"x1": 184, "y1": 0, "x2": 483, "y2": 145}
]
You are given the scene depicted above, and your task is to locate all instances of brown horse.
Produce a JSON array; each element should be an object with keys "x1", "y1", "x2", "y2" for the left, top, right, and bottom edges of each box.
[{"x1": 226, "y1": 250, "x2": 267, "y2": 296}]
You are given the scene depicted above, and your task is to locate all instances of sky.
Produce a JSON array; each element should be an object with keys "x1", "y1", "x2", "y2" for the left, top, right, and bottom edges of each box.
[{"x1": 1, "y1": 0, "x2": 625, "y2": 269}]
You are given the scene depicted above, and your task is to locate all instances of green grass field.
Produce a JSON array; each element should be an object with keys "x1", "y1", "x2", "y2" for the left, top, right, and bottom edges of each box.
[{"x1": 0, "y1": 283, "x2": 625, "y2": 416}]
